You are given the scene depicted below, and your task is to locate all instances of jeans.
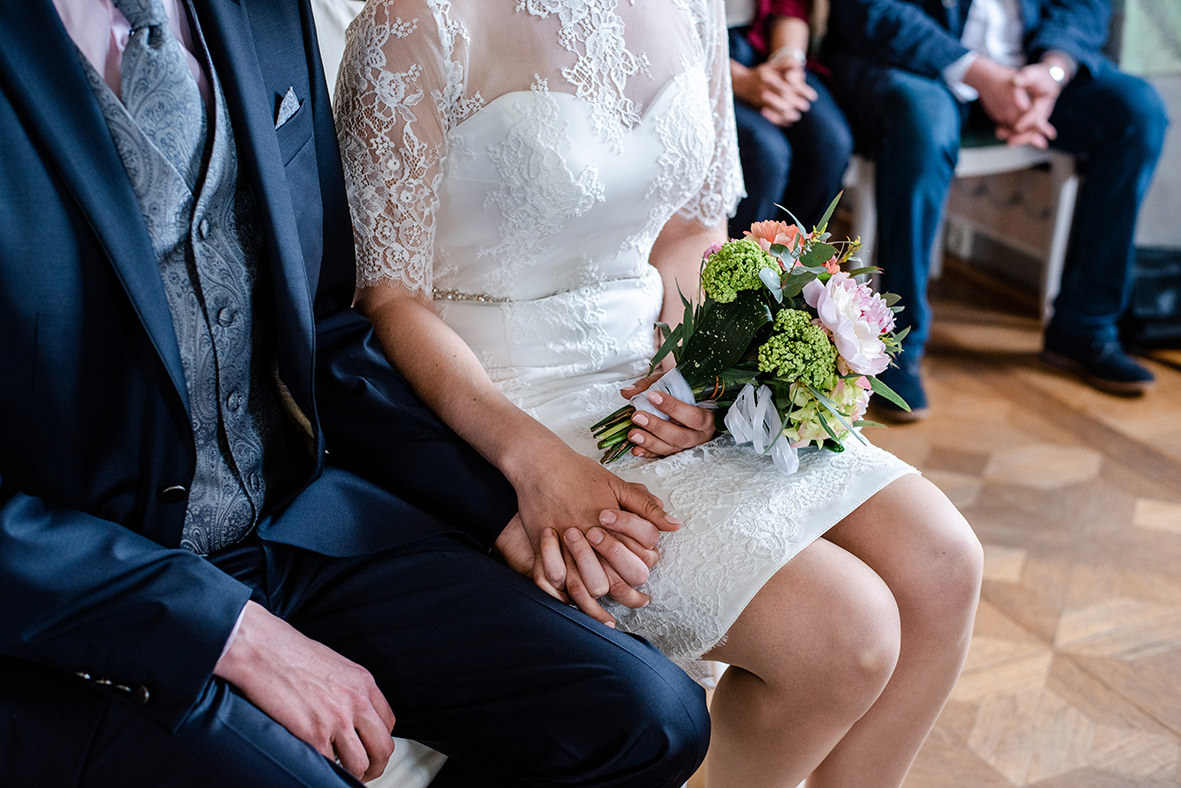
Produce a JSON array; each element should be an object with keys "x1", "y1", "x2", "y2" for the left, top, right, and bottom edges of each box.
[
  {"x1": 1, "y1": 529, "x2": 709, "y2": 788},
  {"x1": 728, "y1": 28, "x2": 854, "y2": 234}
]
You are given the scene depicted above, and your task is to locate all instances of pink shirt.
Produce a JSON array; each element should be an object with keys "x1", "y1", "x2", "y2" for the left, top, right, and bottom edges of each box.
[{"x1": 51, "y1": 0, "x2": 211, "y2": 104}]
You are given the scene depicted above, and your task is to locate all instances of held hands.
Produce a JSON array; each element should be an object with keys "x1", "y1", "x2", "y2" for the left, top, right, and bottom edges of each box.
[
  {"x1": 967, "y1": 57, "x2": 1064, "y2": 149},
  {"x1": 730, "y1": 58, "x2": 817, "y2": 127},
  {"x1": 497, "y1": 443, "x2": 681, "y2": 625},
  {"x1": 213, "y1": 601, "x2": 395, "y2": 782},
  {"x1": 620, "y1": 372, "x2": 717, "y2": 458},
  {"x1": 998, "y1": 63, "x2": 1064, "y2": 148}
]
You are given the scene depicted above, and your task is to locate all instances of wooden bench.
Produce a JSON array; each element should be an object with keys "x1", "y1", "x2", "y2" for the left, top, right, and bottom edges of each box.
[{"x1": 842, "y1": 133, "x2": 1079, "y2": 322}]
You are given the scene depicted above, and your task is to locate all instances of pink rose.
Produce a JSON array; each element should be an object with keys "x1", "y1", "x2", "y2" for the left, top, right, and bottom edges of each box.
[{"x1": 803, "y1": 272, "x2": 895, "y2": 376}]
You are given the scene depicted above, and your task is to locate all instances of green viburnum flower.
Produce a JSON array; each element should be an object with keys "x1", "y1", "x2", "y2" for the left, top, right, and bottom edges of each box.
[
  {"x1": 701, "y1": 238, "x2": 776, "y2": 303},
  {"x1": 757, "y1": 309, "x2": 837, "y2": 390}
]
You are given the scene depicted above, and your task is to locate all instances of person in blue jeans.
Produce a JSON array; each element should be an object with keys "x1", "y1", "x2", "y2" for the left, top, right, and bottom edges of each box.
[
  {"x1": 727, "y1": 0, "x2": 854, "y2": 233},
  {"x1": 824, "y1": 0, "x2": 1169, "y2": 418}
]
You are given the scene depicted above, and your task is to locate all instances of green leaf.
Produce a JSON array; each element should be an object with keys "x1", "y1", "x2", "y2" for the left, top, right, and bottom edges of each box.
[
  {"x1": 773, "y1": 202, "x2": 808, "y2": 235},
  {"x1": 808, "y1": 384, "x2": 869, "y2": 446},
  {"x1": 676, "y1": 289, "x2": 773, "y2": 385},
  {"x1": 781, "y1": 269, "x2": 819, "y2": 298},
  {"x1": 815, "y1": 192, "x2": 841, "y2": 235},
  {"x1": 869, "y1": 375, "x2": 911, "y2": 411},
  {"x1": 649, "y1": 322, "x2": 683, "y2": 372},
  {"x1": 799, "y1": 241, "x2": 838, "y2": 269}
]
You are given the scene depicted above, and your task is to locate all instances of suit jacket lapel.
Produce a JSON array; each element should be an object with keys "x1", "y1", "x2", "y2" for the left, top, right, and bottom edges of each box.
[
  {"x1": 192, "y1": 0, "x2": 318, "y2": 410},
  {"x1": 0, "y1": 0, "x2": 191, "y2": 412}
]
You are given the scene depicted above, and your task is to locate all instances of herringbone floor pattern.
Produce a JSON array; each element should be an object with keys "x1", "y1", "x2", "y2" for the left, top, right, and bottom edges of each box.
[{"x1": 691, "y1": 258, "x2": 1181, "y2": 788}]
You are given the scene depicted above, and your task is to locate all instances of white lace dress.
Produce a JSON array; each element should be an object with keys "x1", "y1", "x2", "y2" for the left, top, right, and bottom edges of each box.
[{"x1": 334, "y1": 0, "x2": 916, "y2": 678}]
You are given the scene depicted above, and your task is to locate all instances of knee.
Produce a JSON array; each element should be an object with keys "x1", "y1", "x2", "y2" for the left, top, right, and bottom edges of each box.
[
  {"x1": 810, "y1": 584, "x2": 901, "y2": 718},
  {"x1": 911, "y1": 493, "x2": 984, "y2": 628},
  {"x1": 571, "y1": 654, "x2": 710, "y2": 787},
  {"x1": 1127, "y1": 80, "x2": 1170, "y2": 161},
  {"x1": 739, "y1": 116, "x2": 792, "y2": 172},
  {"x1": 631, "y1": 667, "x2": 712, "y2": 782},
  {"x1": 879, "y1": 79, "x2": 959, "y2": 173}
]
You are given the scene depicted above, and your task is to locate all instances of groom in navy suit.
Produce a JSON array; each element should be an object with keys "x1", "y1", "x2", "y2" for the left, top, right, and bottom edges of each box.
[{"x1": 0, "y1": 1, "x2": 709, "y2": 785}]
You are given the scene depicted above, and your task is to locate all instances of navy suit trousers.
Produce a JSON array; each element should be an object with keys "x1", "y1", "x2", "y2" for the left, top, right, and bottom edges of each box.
[{"x1": 0, "y1": 477, "x2": 709, "y2": 788}]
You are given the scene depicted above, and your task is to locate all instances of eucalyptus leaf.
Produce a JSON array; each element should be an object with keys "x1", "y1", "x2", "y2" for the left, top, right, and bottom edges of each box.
[{"x1": 869, "y1": 375, "x2": 911, "y2": 411}]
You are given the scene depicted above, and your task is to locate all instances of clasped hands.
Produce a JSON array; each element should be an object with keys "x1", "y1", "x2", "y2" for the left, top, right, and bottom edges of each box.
[
  {"x1": 970, "y1": 57, "x2": 1069, "y2": 149},
  {"x1": 495, "y1": 373, "x2": 716, "y2": 625},
  {"x1": 732, "y1": 55, "x2": 817, "y2": 127}
]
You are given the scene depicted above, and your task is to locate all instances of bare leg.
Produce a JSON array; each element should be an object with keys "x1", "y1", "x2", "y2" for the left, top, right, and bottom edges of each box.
[
  {"x1": 810, "y1": 474, "x2": 983, "y2": 787},
  {"x1": 702, "y1": 538, "x2": 902, "y2": 788}
]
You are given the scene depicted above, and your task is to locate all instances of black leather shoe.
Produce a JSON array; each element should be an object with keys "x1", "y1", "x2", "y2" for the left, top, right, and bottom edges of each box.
[{"x1": 1041, "y1": 331, "x2": 1155, "y2": 396}]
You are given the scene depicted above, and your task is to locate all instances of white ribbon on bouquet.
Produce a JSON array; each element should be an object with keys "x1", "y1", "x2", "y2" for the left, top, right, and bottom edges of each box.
[
  {"x1": 628, "y1": 368, "x2": 698, "y2": 419},
  {"x1": 723, "y1": 383, "x2": 799, "y2": 474}
]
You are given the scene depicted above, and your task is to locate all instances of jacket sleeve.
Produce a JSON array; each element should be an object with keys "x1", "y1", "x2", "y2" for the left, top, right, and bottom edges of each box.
[
  {"x1": 1025, "y1": 0, "x2": 1110, "y2": 76},
  {"x1": 0, "y1": 479, "x2": 252, "y2": 731},
  {"x1": 827, "y1": 0, "x2": 969, "y2": 78}
]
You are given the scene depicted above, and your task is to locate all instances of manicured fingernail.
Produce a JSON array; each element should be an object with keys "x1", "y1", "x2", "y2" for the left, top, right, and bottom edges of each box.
[
  {"x1": 632, "y1": 412, "x2": 649, "y2": 426},
  {"x1": 605, "y1": 621, "x2": 616, "y2": 628},
  {"x1": 631, "y1": 432, "x2": 645, "y2": 445},
  {"x1": 587, "y1": 527, "x2": 604, "y2": 545},
  {"x1": 564, "y1": 528, "x2": 582, "y2": 543},
  {"x1": 648, "y1": 392, "x2": 663, "y2": 405},
  {"x1": 666, "y1": 514, "x2": 683, "y2": 525},
  {"x1": 599, "y1": 510, "x2": 617, "y2": 525}
]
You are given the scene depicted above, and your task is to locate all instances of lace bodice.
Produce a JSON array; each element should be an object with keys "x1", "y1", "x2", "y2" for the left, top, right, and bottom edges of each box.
[{"x1": 334, "y1": 0, "x2": 742, "y2": 297}]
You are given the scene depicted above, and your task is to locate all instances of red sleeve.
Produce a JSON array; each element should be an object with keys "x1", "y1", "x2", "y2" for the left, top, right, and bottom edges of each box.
[{"x1": 765, "y1": 0, "x2": 810, "y2": 22}]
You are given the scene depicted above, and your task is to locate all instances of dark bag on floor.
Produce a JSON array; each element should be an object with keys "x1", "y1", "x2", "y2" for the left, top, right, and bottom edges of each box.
[{"x1": 1120, "y1": 247, "x2": 1181, "y2": 349}]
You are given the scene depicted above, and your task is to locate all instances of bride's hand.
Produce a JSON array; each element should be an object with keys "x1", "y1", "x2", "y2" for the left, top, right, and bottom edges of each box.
[
  {"x1": 495, "y1": 517, "x2": 657, "y2": 626},
  {"x1": 621, "y1": 375, "x2": 716, "y2": 458},
  {"x1": 504, "y1": 445, "x2": 677, "y2": 603}
]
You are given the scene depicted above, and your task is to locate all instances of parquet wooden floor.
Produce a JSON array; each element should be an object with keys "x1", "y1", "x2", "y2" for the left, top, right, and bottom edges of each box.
[{"x1": 689, "y1": 258, "x2": 1181, "y2": 788}]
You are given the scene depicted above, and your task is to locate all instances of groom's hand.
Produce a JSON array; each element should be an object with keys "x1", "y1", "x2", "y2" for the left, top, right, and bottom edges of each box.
[
  {"x1": 507, "y1": 446, "x2": 677, "y2": 588},
  {"x1": 496, "y1": 518, "x2": 657, "y2": 626},
  {"x1": 214, "y1": 601, "x2": 396, "y2": 782}
]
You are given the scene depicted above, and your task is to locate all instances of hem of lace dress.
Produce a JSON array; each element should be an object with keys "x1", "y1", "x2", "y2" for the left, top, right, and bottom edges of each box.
[{"x1": 680, "y1": 465, "x2": 923, "y2": 686}]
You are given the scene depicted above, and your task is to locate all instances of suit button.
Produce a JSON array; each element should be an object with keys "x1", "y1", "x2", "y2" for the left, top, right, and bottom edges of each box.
[
  {"x1": 159, "y1": 485, "x2": 188, "y2": 504},
  {"x1": 133, "y1": 685, "x2": 151, "y2": 705}
]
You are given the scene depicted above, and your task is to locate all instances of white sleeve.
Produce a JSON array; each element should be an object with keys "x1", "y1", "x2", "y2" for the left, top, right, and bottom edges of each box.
[
  {"x1": 333, "y1": 0, "x2": 457, "y2": 295},
  {"x1": 675, "y1": 0, "x2": 745, "y2": 228}
]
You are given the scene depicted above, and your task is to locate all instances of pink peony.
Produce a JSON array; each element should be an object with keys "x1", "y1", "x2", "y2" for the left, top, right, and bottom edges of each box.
[
  {"x1": 744, "y1": 220, "x2": 802, "y2": 257},
  {"x1": 803, "y1": 272, "x2": 895, "y2": 376}
]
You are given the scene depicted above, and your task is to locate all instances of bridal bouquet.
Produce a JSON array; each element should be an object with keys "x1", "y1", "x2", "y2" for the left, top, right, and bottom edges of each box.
[{"x1": 591, "y1": 196, "x2": 909, "y2": 474}]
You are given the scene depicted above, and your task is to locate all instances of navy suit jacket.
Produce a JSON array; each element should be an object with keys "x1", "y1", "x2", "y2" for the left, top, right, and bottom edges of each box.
[
  {"x1": 825, "y1": 0, "x2": 1111, "y2": 79},
  {"x1": 0, "y1": 0, "x2": 516, "y2": 732}
]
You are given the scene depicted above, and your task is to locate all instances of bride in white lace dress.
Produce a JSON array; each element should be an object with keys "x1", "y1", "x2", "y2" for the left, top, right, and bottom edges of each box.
[{"x1": 334, "y1": 1, "x2": 982, "y2": 785}]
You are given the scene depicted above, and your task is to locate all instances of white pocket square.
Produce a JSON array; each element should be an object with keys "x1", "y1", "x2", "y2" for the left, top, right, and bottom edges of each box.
[{"x1": 275, "y1": 86, "x2": 302, "y2": 129}]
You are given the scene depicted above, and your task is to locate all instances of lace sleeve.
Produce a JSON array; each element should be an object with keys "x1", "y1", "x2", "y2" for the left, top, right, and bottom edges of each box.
[
  {"x1": 675, "y1": 0, "x2": 744, "y2": 229},
  {"x1": 333, "y1": 0, "x2": 458, "y2": 295}
]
